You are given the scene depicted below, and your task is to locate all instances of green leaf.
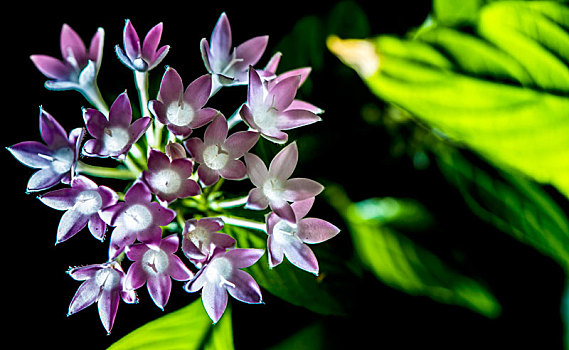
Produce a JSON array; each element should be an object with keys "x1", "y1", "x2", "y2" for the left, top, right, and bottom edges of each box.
[
  {"x1": 226, "y1": 225, "x2": 345, "y2": 316},
  {"x1": 433, "y1": 0, "x2": 484, "y2": 26},
  {"x1": 267, "y1": 322, "x2": 326, "y2": 350},
  {"x1": 328, "y1": 187, "x2": 501, "y2": 318},
  {"x1": 328, "y1": 1, "x2": 569, "y2": 200},
  {"x1": 107, "y1": 299, "x2": 234, "y2": 350}
]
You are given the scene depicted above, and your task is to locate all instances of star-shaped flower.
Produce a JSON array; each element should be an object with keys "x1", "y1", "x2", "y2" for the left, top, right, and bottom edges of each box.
[
  {"x1": 67, "y1": 261, "x2": 137, "y2": 334},
  {"x1": 181, "y1": 217, "x2": 236, "y2": 267},
  {"x1": 100, "y1": 182, "x2": 176, "y2": 258},
  {"x1": 240, "y1": 68, "x2": 321, "y2": 144},
  {"x1": 8, "y1": 108, "x2": 83, "y2": 192},
  {"x1": 184, "y1": 114, "x2": 259, "y2": 187},
  {"x1": 245, "y1": 141, "x2": 323, "y2": 223},
  {"x1": 149, "y1": 68, "x2": 218, "y2": 139},
  {"x1": 124, "y1": 234, "x2": 193, "y2": 310},
  {"x1": 82, "y1": 92, "x2": 151, "y2": 160},
  {"x1": 184, "y1": 248, "x2": 264, "y2": 323},
  {"x1": 38, "y1": 175, "x2": 118, "y2": 244},
  {"x1": 266, "y1": 197, "x2": 340, "y2": 275},
  {"x1": 115, "y1": 19, "x2": 169, "y2": 72}
]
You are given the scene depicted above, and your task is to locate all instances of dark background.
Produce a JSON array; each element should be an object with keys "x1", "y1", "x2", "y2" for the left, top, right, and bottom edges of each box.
[{"x1": 4, "y1": 1, "x2": 566, "y2": 349}]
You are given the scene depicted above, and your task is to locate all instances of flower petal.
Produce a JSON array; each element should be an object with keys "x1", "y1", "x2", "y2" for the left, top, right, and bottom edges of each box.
[
  {"x1": 284, "y1": 241, "x2": 319, "y2": 275},
  {"x1": 30, "y1": 55, "x2": 71, "y2": 80},
  {"x1": 168, "y1": 254, "x2": 194, "y2": 281},
  {"x1": 88, "y1": 215, "x2": 107, "y2": 241},
  {"x1": 269, "y1": 141, "x2": 298, "y2": 181},
  {"x1": 8, "y1": 141, "x2": 53, "y2": 169},
  {"x1": 244, "y1": 152, "x2": 268, "y2": 187},
  {"x1": 60, "y1": 24, "x2": 87, "y2": 66},
  {"x1": 282, "y1": 178, "x2": 324, "y2": 201},
  {"x1": 198, "y1": 164, "x2": 220, "y2": 187},
  {"x1": 123, "y1": 19, "x2": 141, "y2": 61},
  {"x1": 98, "y1": 288, "x2": 120, "y2": 334},
  {"x1": 142, "y1": 22, "x2": 163, "y2": 62},
  {"x1": 56, "y1": 209, "x2": 89, "y2": 243},
  {"x1": 147, "y1": 273, "x2": 172, "y2": 309},
  {"x1": 267, "y1": 234, "x2": 284, "y2": 268},
  {"x1": 202, "y1": 280, "x2": 228, "y2": 323},
  {"x1": 68, "y1": 279, "x2": 99, "y2": 316},
  {"x1": 184, "y1": 74, "x2": 212, "y2": 109},
  {"x1": 226, "y1": 270, "x2": 263, "y2": 304},
  {"x1": 271, "y1": 200, "x2": 296, "y2": 224},
  {"x1": 27, "y1": 168, "x2": 62, "y2": 192},
  {"x1": 225, "y1": 248, "x2": 264, "y2": 269},
  {"x1": 219, "y1": 159, "x2": 247, "y2": 180},
  {"x1": 40, "y1": 109, "x2": 69, "y2": 148},
  {"x1": 158, "y1": 67, "x2": 183, "y2": 104},
  {"x1": 224, "y1": 131, "x2": 259, "y2": 158},
  {"x1": 246, "y1": 187, "x2": 269, "y2": 210},
  {"x1": 234, "y1": 35, "x2": 269, "y2": 70},
  {"x1": 109, "y1": 92, "x2": 133, "y2": 127},
  {"x1": 297, "y1": 218, "x2": 340, "y2": 244},
  {"x1": 204, "y1": 114, "x2": 228, "y2": 146},
  {"x1": 83, "y1": 108, "x2": 108, "y2": 138},
  {"x1": 276, "y1": 109, "x2": 321, "y2": 130},
  {"x1": 210, "y1": 12, "x2": 232, "y2": 58},
  {"x1": 184, "y1": 137, "x2": 205, "y2": 163},
  {"x1": 269, "y1": 75, "x2": 300, "y2": 112}
]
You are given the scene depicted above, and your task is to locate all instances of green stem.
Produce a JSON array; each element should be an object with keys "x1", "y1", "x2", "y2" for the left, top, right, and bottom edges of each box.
[
  {"x1": 227, "y1": 103, "x2": 244, "y2": 130},
  {"x1": 77, "y1": 161, "x2": 139, "y2": 180},
  {"x1": 218, "y1": 215, "x2": 266, "y2": 232},
  {"x1": 211, "y1": 195, "x2": 249, "y2": 210}
]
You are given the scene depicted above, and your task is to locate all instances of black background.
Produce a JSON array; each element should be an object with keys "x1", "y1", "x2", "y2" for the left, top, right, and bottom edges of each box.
[{"x1": 4, "y1": 1, "x2": 566, "y2": 349}]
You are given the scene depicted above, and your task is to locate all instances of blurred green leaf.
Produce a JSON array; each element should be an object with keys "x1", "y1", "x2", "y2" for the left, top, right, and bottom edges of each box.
[
  {"x1": 267, "y1": 322, "x2": 326, "y2": 350},
  {"x1": 227, "y1": 225, "x2": 346, "y2": 316},
  {"x1": 434, "y1": 145, "x2": 569, "y2": 271},
  {"x1": 433, "y1": 0, "x2": 484, "y2": 25},
  {"x1": 327, "y1": 1, "x2": 370, "y2": 39},
  {"x1": 328, "y1": 188, "x2": 501, "y2": 318},
  {"x1": 328, "y1": 1, "x2": 569, "y2": 200},
  {"x1": 108, "y1": 299, "x2": 233, "y2": 350}
]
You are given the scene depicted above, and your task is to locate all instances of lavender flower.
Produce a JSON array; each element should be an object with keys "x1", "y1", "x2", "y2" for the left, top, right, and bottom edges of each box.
[
  {"x1": 267, "y1": 197, "x2": 340, "y2": 275},
  {"x1": 30, "y1": 24, "x2": 106, "y2": 112},
  {"x1": 115, "y1": 20, "x2": 169, "y2": 72},
  {"x1": 100, "y1": 182, "x2": 176, "y2": 258},
  {"x1": 184, "y1": 248, "x2": 264, "y2": 323},
  {"x1": 245, "y1": 142, "x2": 324, "y2": 223},
  {"x1": 125, "y1": 234, "x2": 193, "y2": 310},
  {"x1": 8, "y1": 108, "x2": 83, "y2": 192},
  {"x1": 149, "y1": 68, "x2": 218, "y2": 139},
  {"x1": 38, "y1": 175, "x2": 118, "y2": 244},
  {"x1": 182, "y1": 217, "x2": 236, "y2": 267},
  {"x1": 142, "y1": 149, "x2": 200, "y2": 204},
  {"x1": 82, "y1": 92, "x2": 151, "y2": 160},
  {"x1": 240, "y1": 68, "x2": 321, "y2": 144},
  {"x1": 201, "y1": 12, "x2": 268, "y2": 93},
  {"x1": 184, "y1": 114, "x2": 259, "y2": 187},
  {"x1": 67, "y1": 261, "x2": 137, "y2": 334}
]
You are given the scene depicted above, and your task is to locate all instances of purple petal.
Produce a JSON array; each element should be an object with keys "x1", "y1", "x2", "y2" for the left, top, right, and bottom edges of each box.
[
  {"x1": 210, "y1": 232, "x2": 236, "y2": 250},
  {"x1": 27, "y1": 168, "x2": 63, "y2": 192},
  {"x1": 56, "y1": 209, "x2": 89, "y2": 243},
  {"x1": 184, "y1": 138, "x2": 205, "y2": 163},
  {"x1": 158, "y1": 67, "x2": 183, "y2": 104},
  {"x1": 68, "y1": 279, "x2": 99, "y2": 316},
  {"x1": 269, "y1": 142, "x2": 298, "y2": 180},
  {"x1": 171, "y1": 158, "x2": 194, "y2": 178},
  {"x1": 286, "y1": 99, "x2": 324, "y2": 114},
  {"x1": 83, "y1": 108, "x2": 108, "y2": 138},
  {"x1": 226, "y1": 270, "x2": 263, "y2": 304},
  {"x1": 60, "y1": 24, "x2": 87, "y2": 66},
  {"x1": 246, "y1": 187, "x2": 269, "y2": 210},
  {"x1": 68, "y1": 265, "x2": 101, "y2": 280},
  {"x1": 200, "y1": 38, "x2": 213, "y2": 73},
  {"x1": 147, "y1": 273, "x2": 172, "y2": 309},
  {"x1": 128, "y1": 117, "x2": 152, "y2": 144},
  {"x1": 244, "y1": 152, "x2": 268, "y2": 187},
  {"x1": 168, "y1": 254, "x2": 194, "y2": 281},
  {"x1": 88, "y1": 28, "x2": 105, "y2": 66},
  {"x1": 298, "y1": 218, "x2": 340, "y2": 244},
  {"x1": 179, "y1": 178, "x2": 201, "y2": 198},
  {"x1": 8, "y1": 141, "x2": 53, "y2": 168},
  {"x1": 202, "y1": 281, "x2": 228, "y2": 323},
  {"x1": 109, "y1": 226, "x2": 137, "y2": 259},
  {"x1": 142, "y1": 22, "x2": 163, "y2": 61},
  {"x1": 233, "y1": 35, "x2": 269, "y2": 70},
  {"x1": 261, "y1": 128, "x2": 289, "y2": 144},
  {"x1": 88, "y1": 215, "x2": 107, "y2": 241},
  {"x1": 204, "y1": 114, "x2": 227, "y2": 145},
  {"x1": 123, "y1": 20, "x2": 141, "y2": 61},
  {"x1": 284, "y1": 241, "x2": 319, "y2": 275},
  {"x1": 30, "y1": 55, "x2": 71, "y2": 80},
  {"x1": 282, "y1": 178, "x2": 324, "y2": 201},
  {"x1": 219, "y1": 159, "x2": 247, "y2": 180},
  {"x1": 98, "y1": 289, "x2": 120, "y2": 334},
  {"x1": 269, "y1": 75, "x2": 300, "y2": 111},
  {"x1": 147, "y1": 149, "x2": 171, "y2": 172},
  {"x1": 165, "y1": 142, "x2": 187, "y2": 160},
  {"x1": 247, "y1": 68, "x2": 264, "y2": 109},
  {"x1": 125, "y1": 242, "x2": 148, "y2": 261},
  {"x1": 269, "y1": 68, "x2": 312, "y2": 90},
  {"x1": 198, "y1": 164, "x2": 220, "y2": 187},
  {"x1": 40, "y1": 109, "x2": 69, "y2": 148},
  {"x1": 224, "y1": 248, "x2": 264, "y2": 269},
  {"x1": 276, "y1": 109, "x2": 321, "y2": 130},
  {"x1": 239, "y1": 104, "x2": 259, "y2": 131},
  {"x1": 148, "y1": 45, "x2": 170, "y2": 70},
  {"x1": 184, "y1": 74, "x2": 212, "y2": 109},
  {"x1": 211, "y1": 12, "x2": 231, "y2": 58},
  {"x1": 191, "y1": 108, "x2": 219, "y2": 129},
  {"x1": 125, "y1": 182, "x2": 152, "y2": 203},
  {"x1": 109, "y1": 92, "x2": 133, "y2": 127},
  {"x1": 160, "y1": 234, "x2": 179, "y2": 253},
  {"x1": 262, "y1": 52, "x2": 282, "y2": 77},
  {"x1": 39, "y1": 188, "x2": 79, "y2": 210},
  {"x1": 224, "y1": 131, "x2": 259, "y2": 158},
  {"x1": 267, "y1": 235, "x2": 284, "y2": 268},
  {"x1": 125, "y1": 261, "x2": 147, "y2": 290},
  {"x1": 271, "y1": 200, "x2": 296, "y2": 224},
  {"x1": 291, "y1": 197, "x2": 315, "y2": 220}
]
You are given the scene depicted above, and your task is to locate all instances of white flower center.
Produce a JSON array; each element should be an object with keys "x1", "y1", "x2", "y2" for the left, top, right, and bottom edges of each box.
[
  {"x1": 187, "y1": 226, "x2": 211, "y2": 253},
  {"x1": 205, "y1": 256, "x2": 235, "y2": 288},
  {"x1": 74, "y1": 190, "x2": 103, "y2": 215},
  {"x1": 252, "y1": 108, "x2": 278, "y2": 130},
  {"x1": 121, "y1": 203, "x2": 152, "y2": 230},
  {"x1": 203, "y1": 144, "x2": 229, "y2": 170},
  {"x1": 273, "y1": 220, "x2": 298, "y2": 242},
  {"x1": 166, "y1": 101, "x2": 195, "y2": 127},
  {"x1": 262, "y1": 178, "x2": 283, "y2": 201},
  {"x1": 103, "y1": 127, "x2": 130, "y2": 153},
  {"x1": 50, "y1": 147, "x2": 75, "y2": 174},
  {"x1": 151, "y1": 169, "x2": 182, "y2": 195},
  {"x1": 142, "y1": 248, "x2": 170, "y2": 275},
  {"x1": 95, "y1": 267, "x2": 121, "y2": 292}
]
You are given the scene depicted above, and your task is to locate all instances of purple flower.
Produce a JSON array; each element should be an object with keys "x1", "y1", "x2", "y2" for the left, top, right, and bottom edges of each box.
[
  {"x1": 182, "y1": 217, "x2": 236, "y2": 267},
  {"x1": 67, "y1": 261, "x2": 137, "y2": 334},
  {"x1": 115, "y1": 20, "x2": 169, "y2": 72},
  {"x1": 184, "y1": 114, "x2": 259, "y2": 187},
  {"x1": 82, "y1": 92, "x2": 151, "y2": 159},
  {"x1": 38, "y1": 175, "x2": 118, "y2": 244},
  {"x1": 100, "y1": 182, "x2": 176, "y2": 259},
  {"x1": 8, "y1": 108, "x2": 83, "y2": 192},
  {"x1": 142, "y1": 148, "x2": 201, "y2": 204},
  {"x1": 30, "y1": 24, "x2": 104, "y2": 92},
  {"x1": 267, "y1": 197, "x2": 340, "y2": 275},
  {"x1": 244, "y1": 142, "x2": 324, "y2": 223},
  {"x1": 124, "y1": 234, "x2": 193, "y2": 310},
  {"x1": 149, "y1": 68, "x2": 218, "y2": 139},
  {"x1": 184, "y1": 248, "x2": 264, "y2": 323},
  {"x1": 201, "y1": 12, "x2": 268, "y2": 93},
  {"x1": 240, "y1": 68, "x2": 321, "y2": 144}
]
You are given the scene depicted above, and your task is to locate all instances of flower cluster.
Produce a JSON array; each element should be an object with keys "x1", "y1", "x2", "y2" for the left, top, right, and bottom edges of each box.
[{"x1": 9, "y1": 13, "x2": 339, "y2": 334}]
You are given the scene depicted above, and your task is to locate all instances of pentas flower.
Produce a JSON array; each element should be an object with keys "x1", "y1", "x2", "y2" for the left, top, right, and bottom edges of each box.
[
  {"x1": 201, "y1": 12, "x2": 268, "y2": 93},
  {"x1": 182, "y1": 217, "x2": 236, "y2": 267},
  {"x1": 267, "y1": 197, "x2": 340, "y2": 275},
  {"x1": 38, "y1": 175, "x2": 118, "y2": 244},
  {"x1": 83, "y1": 92, "x2": 151, "y2": 159},
  {"x1": 67, "y1": 261, "x2": 137, "y2": 334},
  {"x1": 184, "y1": 114, "x2": 259, "y2": 187},
  {"x1": 240, "y1": 68, "x2": 321, "y2": 144},
  {"x1": 184, "y1": 248, "x2": 264, "y2": 323},
  {"x1": 149, "y1": 68, "x2": 218, "y2": 139},
  {"x1": 115, "y1": 20, "x2": 169, "y2": 72},
  {"x1": 125, "y1": 234, "x2": 193, "y2": 310},
  {"x1": 30, "y1": 24, "x2": 104, "y2": 93},
  {"x1": 8, "y1": 108, "x2": 83, "y2": 192},
  {"x1": 142, "y1": 149, "x2": 200, "y2": 204},
  {"x1": 245, "y1": 142, "x2": 324, "y2": 223},
  {"x1": 100, "y1": 182, "x2": 176, "y2": 259}
]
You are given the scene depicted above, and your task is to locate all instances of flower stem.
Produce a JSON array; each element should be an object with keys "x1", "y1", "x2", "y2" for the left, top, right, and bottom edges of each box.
[
  {"x1": 218, "y1": 215, "x2": 266, "y2": 232},
  {"x1": 81, "y1": 83, "x2": 109, "y2": 116},
  {"x1": 76, "y1": 161, "x2": 138, "y2": 180},
  {"x1": 211, "y1": 195, "x2": 249, "y2": 209},
  {"x1": 227, "y1": 103, "x2": 244, "y2": 130}
]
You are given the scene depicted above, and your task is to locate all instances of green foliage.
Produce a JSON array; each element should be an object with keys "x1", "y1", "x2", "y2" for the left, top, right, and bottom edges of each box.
[{"x1": 107, "y1": 299, "x2": 234, "y2": 350}]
